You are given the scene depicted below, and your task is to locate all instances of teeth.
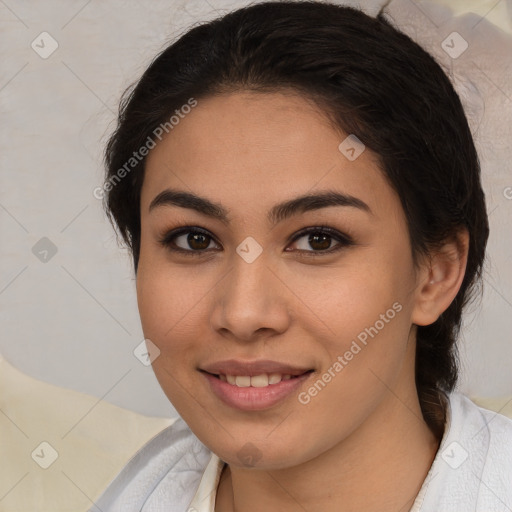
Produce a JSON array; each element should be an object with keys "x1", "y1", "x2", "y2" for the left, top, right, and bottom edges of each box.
[
  {"x1": 235, "y1": 376, "x2": 251, "y2": 387},
  {"x1": 268, "y1": 374, "x2": 282, "y2": 385},
  {"x1": 221, "y1": 373, "x2": 295, "y2": 387},
  {"x1": 250, "y1": 374, "x2": 268, "y2": 387}
]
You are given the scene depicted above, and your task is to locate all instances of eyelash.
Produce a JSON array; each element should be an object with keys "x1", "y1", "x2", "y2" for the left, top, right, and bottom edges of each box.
[{"x1": 157, "y1": 225, "x2": 354, "y2": 257}]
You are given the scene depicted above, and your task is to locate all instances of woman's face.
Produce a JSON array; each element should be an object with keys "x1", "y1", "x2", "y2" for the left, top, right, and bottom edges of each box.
[{"x1": 137, "y1": 91, "x2": 426, "y2": 469}]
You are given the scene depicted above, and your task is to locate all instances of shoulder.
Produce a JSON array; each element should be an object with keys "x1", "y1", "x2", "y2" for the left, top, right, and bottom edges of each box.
[
  {"x1": 450, "y1": 391, "x2": 512, "y2": 452},
  {"x1": 454, "y1": 393, "x2": 512, "y2": 498},
  {"x1": 89, "y1": 416, "x2": 212, "y2": 512},
  {"x1": 416, "y1": 392, "x2": 512, "y2": 511}
]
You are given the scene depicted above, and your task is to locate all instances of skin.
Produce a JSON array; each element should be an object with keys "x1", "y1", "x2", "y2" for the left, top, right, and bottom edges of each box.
[{"x1": 136, "y1": 91, "x2": 469, "y2": 512}]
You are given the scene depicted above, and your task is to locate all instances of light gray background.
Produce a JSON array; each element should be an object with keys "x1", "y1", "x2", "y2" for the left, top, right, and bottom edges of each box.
[{"x1": 1, "y1": 0, "x2": 511, "y2": 418}]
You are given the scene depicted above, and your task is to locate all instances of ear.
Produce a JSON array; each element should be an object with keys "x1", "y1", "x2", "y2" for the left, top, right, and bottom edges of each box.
[{"x1": 411, "y1": 229, "x2": 470, "y2": 326}]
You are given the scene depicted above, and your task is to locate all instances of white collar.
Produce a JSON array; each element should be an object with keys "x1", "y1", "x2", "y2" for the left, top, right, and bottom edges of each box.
[
  {"x1": 184, "y1": 404, "x2": 452, "y2": 512},
  {"x1": 187, "y1": 452, "x2": 226, "y2": 511}
]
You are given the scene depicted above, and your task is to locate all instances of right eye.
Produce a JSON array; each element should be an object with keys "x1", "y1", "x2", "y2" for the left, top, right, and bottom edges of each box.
[{"x1": 158, "y1": 226, "x2": 221, "y2": 256}]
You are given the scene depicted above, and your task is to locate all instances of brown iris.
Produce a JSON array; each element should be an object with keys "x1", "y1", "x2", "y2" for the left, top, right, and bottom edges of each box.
[
  {"x1": 188, "y1": 232, "x2": 211, "y2": 250},
  {"x1": 308, "y1": 233, "x2": 331, "y2": 251}
]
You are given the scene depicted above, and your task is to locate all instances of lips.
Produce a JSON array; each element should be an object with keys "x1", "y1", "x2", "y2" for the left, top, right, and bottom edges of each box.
[
  {"x1": 199, "y1": 359, "x2": 313, "y2": 377},
  {"x1": 201, "y1": 366, "x2": 314, "y2": 411}
]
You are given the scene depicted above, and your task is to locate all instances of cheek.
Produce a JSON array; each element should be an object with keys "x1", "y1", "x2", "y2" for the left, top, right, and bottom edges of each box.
[
  {"x1": 136, "y1": 258, "x2": 207, "y2": 354},
  {"x1": 293, "y1": 292, "x2": 412, "y2": 459},
  {"x1": 136, "y1": 263, "x2": 210, "y2": 409},
  {"x1": 311, "y1": 293, "x2": 410, "y2": 396},
  {"x1": 297, "y1": 247, "x2": 415, "y2": 401},
  {"x1": 306, "y1": 253, "x2": 411, "y2": 345}
]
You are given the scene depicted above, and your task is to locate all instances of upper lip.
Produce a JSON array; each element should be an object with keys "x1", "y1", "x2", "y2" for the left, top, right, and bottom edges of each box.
[{"x1": 200, "y1": 359, "x2": 313, "y2": 377}]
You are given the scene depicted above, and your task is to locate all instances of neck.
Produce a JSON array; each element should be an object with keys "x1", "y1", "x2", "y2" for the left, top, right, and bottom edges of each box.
[{"x1": 216, "y1": 388, "x2": 442, "y2": 512}]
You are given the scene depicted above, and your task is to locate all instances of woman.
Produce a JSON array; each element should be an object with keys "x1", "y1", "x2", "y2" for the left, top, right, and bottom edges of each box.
[{"x1": 91, "y1": 1, "x2": 512, "y2": 511}]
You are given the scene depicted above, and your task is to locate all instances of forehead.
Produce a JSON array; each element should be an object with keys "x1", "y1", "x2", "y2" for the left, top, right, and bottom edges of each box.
[{"x1": 141, "y1": 91, "x2": 398, "y2": 221}]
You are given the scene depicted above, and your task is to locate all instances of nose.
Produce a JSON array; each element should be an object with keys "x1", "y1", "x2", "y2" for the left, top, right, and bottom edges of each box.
[{"x1": 210, "y1": 253, "x2": 291, "y2": 343}]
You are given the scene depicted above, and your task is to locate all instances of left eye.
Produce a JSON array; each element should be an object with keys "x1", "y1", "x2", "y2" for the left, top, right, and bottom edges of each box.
[
  {"x1": 158, "y1": 226, "x2": 353, "y2": 256},
  {"x1": 287, "y1": 227, "x2": 353, "y2": 254}
]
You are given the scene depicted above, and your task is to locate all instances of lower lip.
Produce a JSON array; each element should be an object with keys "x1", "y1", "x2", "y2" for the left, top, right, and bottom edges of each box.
[{"x1": 200, "y1": 371, "x2": 313, "y2": 411}]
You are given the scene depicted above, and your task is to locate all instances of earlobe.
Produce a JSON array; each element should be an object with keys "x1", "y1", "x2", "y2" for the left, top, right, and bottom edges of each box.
[{"x1": 412, "y1": 229, "x2": 469, "y2": 327}]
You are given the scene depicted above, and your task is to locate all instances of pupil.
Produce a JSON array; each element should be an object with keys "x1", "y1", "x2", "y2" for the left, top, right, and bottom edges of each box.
[
  {"x1": 310, "y1": 233, "x2": 330, "y2": 250},
  {"x1": 189, "y1": 233, "x2": 209, "y2": 250}
]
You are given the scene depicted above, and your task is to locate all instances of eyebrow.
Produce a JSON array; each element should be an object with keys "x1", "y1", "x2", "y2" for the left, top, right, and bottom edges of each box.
[{"x1": 148, "y1": 188, "x2": 372, "y2": 225}]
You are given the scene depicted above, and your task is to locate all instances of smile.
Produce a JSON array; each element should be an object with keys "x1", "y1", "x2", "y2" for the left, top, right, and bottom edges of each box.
[{"x1": 200, "y1": 369, "x2": 314, "y2": 411}]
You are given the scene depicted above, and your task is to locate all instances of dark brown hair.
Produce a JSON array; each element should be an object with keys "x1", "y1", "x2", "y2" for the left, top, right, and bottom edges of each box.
[{"x1": 102, "y1": 1, "x2": 489, "y2": 438}]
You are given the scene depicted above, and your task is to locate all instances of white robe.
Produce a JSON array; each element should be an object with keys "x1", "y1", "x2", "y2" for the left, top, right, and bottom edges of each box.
[{"x1": 89, "y1": 392, "x2": 512, "y2": 511}]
